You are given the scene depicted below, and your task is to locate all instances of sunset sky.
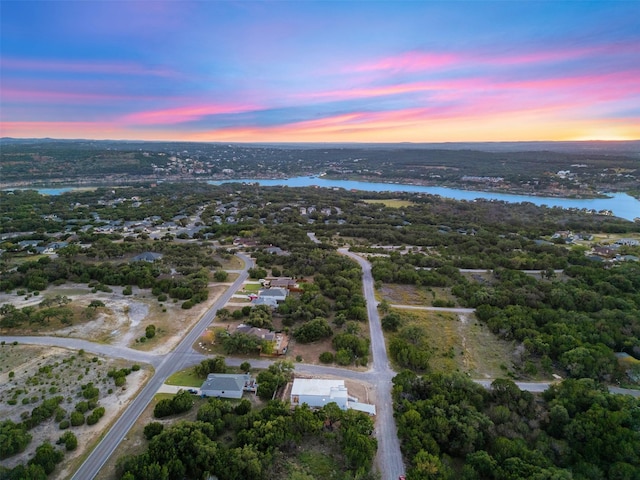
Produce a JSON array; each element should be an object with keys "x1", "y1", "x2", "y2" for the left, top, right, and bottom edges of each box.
[{"x1": 1, "y1": 1, "x2": 639, "y2": 143}]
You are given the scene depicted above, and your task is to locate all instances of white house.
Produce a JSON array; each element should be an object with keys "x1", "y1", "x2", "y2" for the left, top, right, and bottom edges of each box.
[
  {"x1": 290, "y1": 379, "x2": 351, "y2": 410},
  {"x1": 290, "y1": 378, "x2": 376, "y2": 415}
]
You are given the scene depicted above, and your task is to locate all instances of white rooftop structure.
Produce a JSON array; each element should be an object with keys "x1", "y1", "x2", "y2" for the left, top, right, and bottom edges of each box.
[{"x1": 291, "y1": 379, "x2": 350, "y2": 410}]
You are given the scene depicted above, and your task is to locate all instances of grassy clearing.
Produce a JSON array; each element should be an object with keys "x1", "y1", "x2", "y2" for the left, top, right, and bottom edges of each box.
[
  {"x1": 165, "y1": 368, "x2": 204, "y2": 387},
  {"x1": 293, "y1": 450, "x2": 343, "y2": 479},
  {"x1": 217, "y1": 255, "x2": 244, "y2": 270},
  {"x1": 240, "y1": 282, "x2": 261, "y2": 293},
  {"x1": 379, "y1": 283, "x2": 435, "y2": 305},
  {"x1": 363, "y1": 199, "x2": 417, "y2": 208},
  {"x1": 390, "y1": 308, "x2": 516, "y2": 378}
]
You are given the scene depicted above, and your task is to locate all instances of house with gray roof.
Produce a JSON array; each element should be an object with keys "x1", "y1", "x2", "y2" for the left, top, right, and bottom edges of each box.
[
  {"x1": 131, "y1": 252, "x2": 163, "y2": 263},
  {"x1": 257, "y1": 288, "x2": 288, "y2": 302},
  {"x1": 200, "y1": 373, "x2": 256, "y2": 399}
]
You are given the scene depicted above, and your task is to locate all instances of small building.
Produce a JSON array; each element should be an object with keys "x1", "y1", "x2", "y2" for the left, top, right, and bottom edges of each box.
[
  {"x1": 131, "y1": 252, "x2": 163, "y2": 263},
  {"x1": 200, "y1": 373, "x2": 256, "y2": 399},
  {"x1": 235, "y1": 325, "x2": 289, "y2": 355},
  {"x1": 291, "y1": 379, "x2": 351, "y2": 410},
  {"x1": 290, "y1": 378, "x2": 376, "y2": 415},
  {"x1": 269, "y1": 277, "x2": 297, "y2": 289},
  {"x1": 257, "y1": 288, "x2": 288, "y2": 303}
]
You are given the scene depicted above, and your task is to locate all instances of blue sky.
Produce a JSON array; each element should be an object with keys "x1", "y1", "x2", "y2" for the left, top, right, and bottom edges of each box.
[{"x1": 1, "y1": 0, "x2": 639, "y2": 142}]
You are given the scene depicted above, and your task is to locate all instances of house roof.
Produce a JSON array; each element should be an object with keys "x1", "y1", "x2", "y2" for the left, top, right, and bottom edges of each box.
[
  {"x1": 258, "y1": 288, "x2": 288, "y2": 298},
  {"x1": 348, "y1": 401, "x2": 376, "y2": 415},
  {"x1": 131, "y1": 252, "x2": 163, "y2": 262},
  {"x1": 252, "y1": 297, "x2": 278, "y2": 307},
  {"x1": 201, "y1": 373, "x2": 251, "y2": 393},
  {"x1": 236, "y1": 324, "x2": 277, "y2": 341},
  {"x1": 291, "y1": 379, "x2": 347, "y2": 398}
]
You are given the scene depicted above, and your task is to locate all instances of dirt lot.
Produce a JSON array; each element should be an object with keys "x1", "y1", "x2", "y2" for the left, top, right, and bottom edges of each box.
[
  {"x1": 0, "y1": 343, "x2": 151, "y2": 477},
  {"x1": 0, "y1": 282, "x2": 227, "y2": 355}
]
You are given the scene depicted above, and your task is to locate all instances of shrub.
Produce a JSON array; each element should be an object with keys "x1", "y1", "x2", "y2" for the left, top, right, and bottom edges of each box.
[
  {"x1": 86, "y1": 407, "x2": 105, "y2": 425},
  {"x1": 59, "y1": 420, "x2": 70, "y2": 430},
  {"x1": 319, "y1": 351, "x2": 335, "y2": 364},
  {"x1": 70, "y1": 411, "x2": 84, "y2": 426},
  {"x1": 145, "y1": 325, "x2": 156, "y2": 339},
  {"x1": 57, "y1": 431, "x2": 77, "y2": 451},
  {"x1": 143, "y1": 422, "x2": 164, "y2": 440}
]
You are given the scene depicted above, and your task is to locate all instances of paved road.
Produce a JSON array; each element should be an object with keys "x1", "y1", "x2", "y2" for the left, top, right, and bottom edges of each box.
[
  {"x1": 68, "y1": 253, "x2": 253, "y2": 480},
  {"x1": 339, "y1": 248, "x2": 406, "y2": 480}
]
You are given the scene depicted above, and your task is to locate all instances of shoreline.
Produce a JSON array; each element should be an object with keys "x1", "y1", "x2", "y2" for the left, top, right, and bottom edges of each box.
[{"x1": 0, "y1": 174, "x2": 626, "y2": 200}]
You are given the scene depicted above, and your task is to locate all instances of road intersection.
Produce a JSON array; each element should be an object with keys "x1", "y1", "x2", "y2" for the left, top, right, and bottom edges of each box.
[{"x1": 4, "y1": 250, "x2": 638, "y2": 479}]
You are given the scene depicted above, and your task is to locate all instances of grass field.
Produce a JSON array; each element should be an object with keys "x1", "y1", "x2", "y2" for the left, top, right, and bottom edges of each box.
[
  {"x1": 363, "y1": 198, "x2": 417, "y2": 208},
  {"x1": 165, "y1": 368, "x2": 204, "y2": 387},
  {"x1": 389, "y1": 308, "x2": 516, "y2": 378}
]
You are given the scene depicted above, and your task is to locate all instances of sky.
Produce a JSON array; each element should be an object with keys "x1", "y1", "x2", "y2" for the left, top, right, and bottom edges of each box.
[{"x1": 1, "y1": 0, "x2": 639, "y2": 143}]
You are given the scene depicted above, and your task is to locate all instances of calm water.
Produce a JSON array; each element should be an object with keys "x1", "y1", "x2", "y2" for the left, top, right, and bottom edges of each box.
[
  {"x1": 16, "y1": 178, "x2": 640, "y2": 221},
  {"x1": 208, "y1": 176, "x2": 640, "y2": 221}
]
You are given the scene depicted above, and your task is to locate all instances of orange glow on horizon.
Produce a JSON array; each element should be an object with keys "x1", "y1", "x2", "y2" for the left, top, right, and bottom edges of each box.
[{"x1": 2, "y1": 117, "x2": 638, "y2": 144}]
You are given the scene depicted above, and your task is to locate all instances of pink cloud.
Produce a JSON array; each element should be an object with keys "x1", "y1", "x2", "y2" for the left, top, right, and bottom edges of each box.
[
  {"x1": 121, "y1": 103, "x2": 261, "y2": 125},
  {"x1": 352, "y1": 51, "x2": 458, "y2": 73}
]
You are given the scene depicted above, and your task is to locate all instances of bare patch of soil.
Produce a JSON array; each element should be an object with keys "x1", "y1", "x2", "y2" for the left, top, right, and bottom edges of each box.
[
  {"x1": 0, "y1": 344, "x2": 151, "y2": 477},
  {"x1": 0, "y1": 283, "x2": 227, "y2": 355}
]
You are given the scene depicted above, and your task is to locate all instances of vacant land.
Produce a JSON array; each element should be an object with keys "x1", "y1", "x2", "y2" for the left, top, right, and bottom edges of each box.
[
  {"x1": 379, "y1": 283, "x2": 458, "y2": 307},
  {"x1": 0, "y1": 282, "x2": 228, "y2": 355},
  {"x1": 388, "y1": 308, "x2": 516, "y2": 378},
  {"x1": 0, "y1": 343, "x2": 151, "y2": 478},
  {"x1": 363, "y1": 198, "x2": 417, "y2": 208}
]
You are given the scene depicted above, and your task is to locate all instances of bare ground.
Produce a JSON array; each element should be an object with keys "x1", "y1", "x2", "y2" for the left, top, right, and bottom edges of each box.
[
  {"x1": 0, "y1": 282, "x2": 227, "y2": 355},
  {"x1": 0, "y1": 344, "x2": 152, "y2": 477}
]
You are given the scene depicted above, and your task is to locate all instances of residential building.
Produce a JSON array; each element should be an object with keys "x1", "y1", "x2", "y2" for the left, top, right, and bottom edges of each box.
[{"x1": 200, "y1": 373, "x2": 256, "y2": 399}]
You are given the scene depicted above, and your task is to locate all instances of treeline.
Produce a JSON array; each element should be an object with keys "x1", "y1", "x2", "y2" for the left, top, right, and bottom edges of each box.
[
  {"x1": 117, "y1": 398, "x2": 376, "y2": 480},
  {"x1": 366, "y1": 234, "x2": 569, "y2": 274},
  {"x1": 393, "y1": 371, "x2": 640, "y2": 479}
]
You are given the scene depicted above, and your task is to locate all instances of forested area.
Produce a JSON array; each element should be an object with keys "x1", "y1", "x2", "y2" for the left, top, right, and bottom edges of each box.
[
  {"x1": 393, "y1": 371, "x2": 640, "y2": 479},
  {"x1": 116, "y1": 398, "x2": 377, "y2": 480},
  {"x1": 457, "y1": 263, "x2": 640, "y2": 382}
]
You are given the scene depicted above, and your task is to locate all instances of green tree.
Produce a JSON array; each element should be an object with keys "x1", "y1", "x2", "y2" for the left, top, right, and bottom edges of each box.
[{"x1": 28, "y1": 442, "x2": 64, "y2": 475}]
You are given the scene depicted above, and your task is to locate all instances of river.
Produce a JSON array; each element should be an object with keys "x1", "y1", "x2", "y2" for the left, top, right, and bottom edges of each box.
[{"x1": 208, "y1": 176, "x2": 640, "y2": 221}]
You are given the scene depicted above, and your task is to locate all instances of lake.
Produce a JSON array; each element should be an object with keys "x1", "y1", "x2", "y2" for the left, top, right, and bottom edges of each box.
[
  {"x1": 208, "y1": 176, "x2": 640, "y2": 221},
  {"x1": 14, "y1": 177, "x2": 640, "y2": 221}
]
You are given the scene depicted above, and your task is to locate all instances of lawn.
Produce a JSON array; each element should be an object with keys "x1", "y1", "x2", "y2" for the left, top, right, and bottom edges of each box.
[
  {"x1": 240, "y1": 282, "x2": 261, "y2": 293},
  {"x1": 363, "y1": 199, "x2": 417, "y2": 208},
  {"x1": 165, "y1": 368, "x2": 204, "y2": 387}
]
